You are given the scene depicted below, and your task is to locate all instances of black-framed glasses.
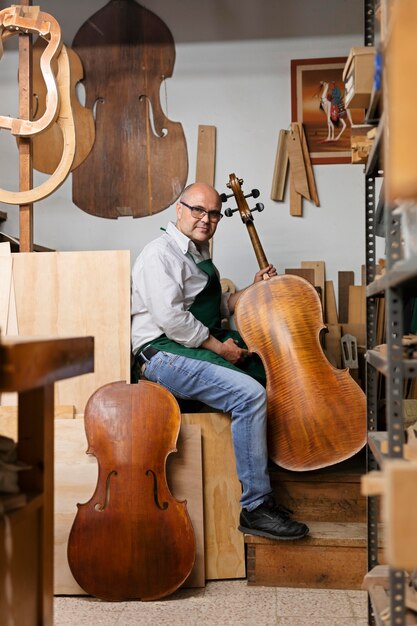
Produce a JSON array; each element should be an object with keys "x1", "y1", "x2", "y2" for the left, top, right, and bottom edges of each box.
[{"x1": 180, "y1": 201, "x2": 223, "y2": 223}]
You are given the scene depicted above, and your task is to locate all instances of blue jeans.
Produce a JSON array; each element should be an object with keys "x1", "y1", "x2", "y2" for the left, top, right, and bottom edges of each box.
[{"x1": 142, "y1": 351, "x2": 272, "y2": 511}]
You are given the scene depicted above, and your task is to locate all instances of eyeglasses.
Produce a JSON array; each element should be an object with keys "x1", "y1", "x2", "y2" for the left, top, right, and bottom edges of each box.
[{"x1": 180, "y1": 201, "x2": 223, "y2": 223}]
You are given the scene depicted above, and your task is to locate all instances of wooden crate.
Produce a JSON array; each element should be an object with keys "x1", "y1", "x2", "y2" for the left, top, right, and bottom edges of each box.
[{"x1": 245, "y1": 521, "x2": 368, "y2": 589}]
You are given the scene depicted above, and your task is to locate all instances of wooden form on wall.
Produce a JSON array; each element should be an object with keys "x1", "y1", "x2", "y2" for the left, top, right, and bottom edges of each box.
[
  {"x1": 271, "y1": 123, "x2": 319, "y2": 217},
  {"x1": 195, "y1": 125, "x2": 216, "y2": 186},
  {"x1": 2, "y1": 250, "x2": 131, "y2": 413}
]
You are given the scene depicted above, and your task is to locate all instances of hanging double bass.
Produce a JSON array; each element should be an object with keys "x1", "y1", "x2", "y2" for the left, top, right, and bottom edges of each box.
[
  {"x1": 67, "y1": 380, "x2": 196, "y2": 601},
  {"x1": 222, "y1": 173, "x2": 366, "y2": 471}
]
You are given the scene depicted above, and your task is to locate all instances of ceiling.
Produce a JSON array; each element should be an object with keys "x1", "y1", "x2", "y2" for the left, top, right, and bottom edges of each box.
[{"x1": 0, "y1": 0, "x2": 364, "y2": 46}]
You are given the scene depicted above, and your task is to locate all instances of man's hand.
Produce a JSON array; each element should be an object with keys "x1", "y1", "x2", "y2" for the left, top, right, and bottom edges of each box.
[
  {"x1": 218, "y1": 337, "x2": 251, "y2": 364},
  {"x1": 254, "y1": 264, "x2": 277, "y2": 283},
  {"x1": 201, "y1": 335, "x2": 250, "y2": 365}
]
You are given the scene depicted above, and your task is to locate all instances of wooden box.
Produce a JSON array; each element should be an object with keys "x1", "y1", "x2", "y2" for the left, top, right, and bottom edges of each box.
[{"x1": 343, "y1": 46, "x2": 375, "y2": 109}]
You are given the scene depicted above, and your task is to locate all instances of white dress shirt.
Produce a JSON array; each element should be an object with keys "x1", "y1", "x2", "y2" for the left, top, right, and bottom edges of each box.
[{"x1": 131, "y1": 221, "x2": 231, "y2": 355}]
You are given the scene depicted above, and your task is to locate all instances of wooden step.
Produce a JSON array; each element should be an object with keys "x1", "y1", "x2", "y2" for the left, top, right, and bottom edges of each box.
[
  {"x1": 245, "y1": 521, "x2": 379, "y2": 590},
  {"x1": 269, "y1": 453, "x2": 366, "y2": 523}
]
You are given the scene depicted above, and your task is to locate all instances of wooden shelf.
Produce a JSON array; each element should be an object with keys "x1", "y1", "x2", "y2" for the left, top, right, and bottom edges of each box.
[
  {"x1": 367, "y1": 256, "x2": 417, "y2": 296},
  {"x1": 368, "y1": 431, "x2": 388, "y2": 467},
  {"x1": 0, "y1": 336, "x2": 94, "y2": 626}
]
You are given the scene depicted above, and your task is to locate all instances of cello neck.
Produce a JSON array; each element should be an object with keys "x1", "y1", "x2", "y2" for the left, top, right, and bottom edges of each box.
[{"x1": 246, "y1": 221, "x2": 269, "y2": 269}]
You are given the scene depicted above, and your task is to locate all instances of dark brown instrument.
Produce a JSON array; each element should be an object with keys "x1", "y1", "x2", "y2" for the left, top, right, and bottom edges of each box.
[
  {"x1": 67, "y1": 380, "x2": 196, "y2": 601},
  {"x1": 223, "y1": 173, "x2": 366, "y2": 471},
  {"x1": 71, "y1": 0, "x2": 188, "y2": 219}
]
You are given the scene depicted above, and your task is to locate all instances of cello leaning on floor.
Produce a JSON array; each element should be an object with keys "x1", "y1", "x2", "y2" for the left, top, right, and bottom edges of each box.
[
  {"x1": 222, "y1": 173, "x2": 366, "y2": 471},
  {"x1": 67, "y1": 380, "x2": 196, "y2": 601}
]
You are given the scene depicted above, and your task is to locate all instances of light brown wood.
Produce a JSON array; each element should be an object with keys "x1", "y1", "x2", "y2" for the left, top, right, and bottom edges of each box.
[
  {"x1": 284, "y1": 268, "x2": 315, "y2": 285},
  {"x1": 301, "y1": 260, "x2": 325, "y2": 313},
  {"x1": 325, "y1": 280, "x2": 338, "y2": 324},
  {"x1": 0, "y1": 45, "x2": 76, "y2": 205},
  {"x1": 181, "y1": 412, "x2": 245, "y2": 580},
  {"x1": 286, "y1": 123, "x2": 310, "y2": 200},
  {"x1": 348, "y1": 285, "x2": 366, "y2": 325},
  {"x1": 289, "y1": 168, "x2": 302, "y2": 217},
  {"x1": 10, "y1": 251, "x2": 131, "y2": 414},
  {"x1": 0, "y1": 336, "x2": 94, "y2": 626},
  {"x1": 195, "y1": 125, "x2": 216, "y2": 185},
  {"x1": 296, "y1": 122, "x2": 320, "y2": 206},
  {"x1": 385, "y1": 0, "x2": 417, "y2": 200},
  {"x1": 270, "y1": 129, "x2": 289, "y2": 201}
]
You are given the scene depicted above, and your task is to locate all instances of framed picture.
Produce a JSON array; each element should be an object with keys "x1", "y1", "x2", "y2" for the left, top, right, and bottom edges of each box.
[{"x1": 291, "y1": 57, "x2": 363, "y2": 165}]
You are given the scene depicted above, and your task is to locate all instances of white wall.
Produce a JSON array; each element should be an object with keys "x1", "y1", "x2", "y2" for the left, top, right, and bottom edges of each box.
[{"x1": 0, "y1": 1, "x2": 379, "y2": 293}]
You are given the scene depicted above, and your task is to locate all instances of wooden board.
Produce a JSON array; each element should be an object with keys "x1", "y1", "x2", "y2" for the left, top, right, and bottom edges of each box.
[
  {"x1": 182, "y1": 412, "x2": 245, "y2": 580},
  {"x1": 0, "y1": 243, "x2": 18, "y2": 406},
  {"x1": 348, "y1": 285, "x2": 366, "y2": 325},
  {"x1": 72, "y1": 0, "x2": 188, "y2": 218},
  {"x1": 270, "y1": 129, "x2": 289, "y2": 202},
  {"x1": 10, "y1": 251, "x2": 131, "y2": 414},
  {"x1": 296, "y1": 122, "x2": 319, "y2": 206},
  {"x1": 338, "y1": 271, "x2": 355, "y2": 325},
  {"x1": 325, "y1": 280, "x2": 338, "y2": 324},
  {"x1": 54, "y1": 419, "x2": 205, "y2": 594},
  {"x1": 301, "y1": 260, "x2": 325, "y2": 312},
  {"x1": 286, "y1": 124, "x2": 310, "y2": 200},
  {"x1": 195, "y1": 125, "x2": 216, "y2": 186},
  {"x1": 284, "y1": 268, "x2": 315, "y2": 285}
]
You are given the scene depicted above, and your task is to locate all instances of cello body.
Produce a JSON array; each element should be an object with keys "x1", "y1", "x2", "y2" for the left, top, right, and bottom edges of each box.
[
  {"x1": 235, "y1": 274, "x2": 366, "y2": 471},
  {"x1": 67, "y1": 380, "x2": 196, "y2": 601}
]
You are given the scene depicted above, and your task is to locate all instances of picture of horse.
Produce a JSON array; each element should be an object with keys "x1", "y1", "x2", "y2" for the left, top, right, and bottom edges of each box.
[{"x1": 291, "y1": 57, "x2": 364, "y2": 164}]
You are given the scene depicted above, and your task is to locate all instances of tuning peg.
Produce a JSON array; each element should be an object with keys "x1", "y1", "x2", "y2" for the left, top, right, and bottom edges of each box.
[
  {"x1": 220, "y1": 192, "x2": 233, "y2": 203},
  {"x1": 224, "y1": 207, "x2": 238, "y2": 217},
  {"x1": 245, "y1": 189, "x2": 260, "y2": 199},
  {"x1": 252, "y1": 202, "x2": 264, "y2": 213}
]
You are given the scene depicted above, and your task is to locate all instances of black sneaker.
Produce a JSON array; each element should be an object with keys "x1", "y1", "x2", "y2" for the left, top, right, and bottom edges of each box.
[{"x1": 239, "y1": 500, "x2": 309, "y2": 540}]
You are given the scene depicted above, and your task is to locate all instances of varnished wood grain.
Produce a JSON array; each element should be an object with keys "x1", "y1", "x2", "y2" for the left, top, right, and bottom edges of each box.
[
  {"x1": 235, "y1": 274, "x2": 366, "y2": 471},
  {"x1": 71, "y1": 0, "x2": 188, "y2": 218}
]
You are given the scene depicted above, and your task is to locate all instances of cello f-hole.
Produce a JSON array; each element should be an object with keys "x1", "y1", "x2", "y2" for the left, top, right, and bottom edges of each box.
[
  {"x1": 146, "y1": 469, "x2": 169, "y2": 510},
  {"x1": 94, "y1": 470, "x2": 118, "y2": 512}
]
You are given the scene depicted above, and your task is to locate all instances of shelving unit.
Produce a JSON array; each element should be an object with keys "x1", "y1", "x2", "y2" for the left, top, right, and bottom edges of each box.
[
  {"x1": 363, "y1": 1, "x2": 417, "y2": 624},
  {"x1": 0, "y1": 336, "x2": 94, "y2": 626}
]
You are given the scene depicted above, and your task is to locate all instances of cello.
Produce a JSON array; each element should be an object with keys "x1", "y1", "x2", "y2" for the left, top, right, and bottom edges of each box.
[
  {"x1": 222, "y1": 173, "x2": 366, "y2": 471},
  {"x1": 67, "y1": 380, "x2": 196, "y2": 601}
]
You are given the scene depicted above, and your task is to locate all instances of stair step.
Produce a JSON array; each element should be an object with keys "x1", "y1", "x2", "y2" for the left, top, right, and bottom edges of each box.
[{"x1": 245, "y1": 521, "x2": 381, "y2": 590}]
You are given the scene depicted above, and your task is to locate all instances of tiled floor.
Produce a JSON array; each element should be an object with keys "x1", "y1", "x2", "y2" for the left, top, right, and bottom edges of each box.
[{"x1": 54, "y1": 580, "x2": 369, "y2": 625}]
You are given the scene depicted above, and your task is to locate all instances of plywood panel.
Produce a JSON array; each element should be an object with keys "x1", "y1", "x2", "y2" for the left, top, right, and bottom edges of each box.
[
  {"x1": 11, "y1": 251, "x2": 131, "y2": 414},
  {"x1": 182, "y1": 412, "x2": 245, "y2": 580}
]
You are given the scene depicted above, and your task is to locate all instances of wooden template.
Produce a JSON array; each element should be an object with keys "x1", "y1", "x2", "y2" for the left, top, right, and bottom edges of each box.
[{"x1": 195, "y1": 125, "x2": 216, "y2": 186}]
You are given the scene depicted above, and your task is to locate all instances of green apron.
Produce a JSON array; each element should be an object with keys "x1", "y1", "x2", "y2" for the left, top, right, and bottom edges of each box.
[{"x1": 146, "y1": 258, "x2": 266, "y2": 385}]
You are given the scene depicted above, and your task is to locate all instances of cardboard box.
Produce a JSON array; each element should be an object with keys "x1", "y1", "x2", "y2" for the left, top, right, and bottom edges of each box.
[{"x1": 343, "y1": 46, "x2": 375, "y2": 109}]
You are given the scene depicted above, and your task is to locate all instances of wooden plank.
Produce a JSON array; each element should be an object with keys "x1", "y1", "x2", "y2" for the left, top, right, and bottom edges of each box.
[
  {"x1": 195, "y1": 125, "x2": 216, "y2": 186},
  {"x1": 270, "y1": 129, "x2": 289, "y2": 201},
  {"x1": 295, "y1": 122, "x2": 319, "y2": 206},
  {"x1": 54, "y1": 419, "x2": 205, "y2": 594},
  {"x1": 289, "y1": 169, "x2": 302, "y2": 217},
  {"x1": 324, "y1": 323, "x2": 342, "y2": 369},
  {"x1": 286, "y1": 123, "x2": 310, "y2": 200},
  {"x1": 182, "y1": 412, "x2": 245, "y2": 580},
  {"x1": 301, "y1": 261, "x2": 325, "y2": 313},
  {"x1": 0, "y1": 243, "x2": 19, "y2": 406},
  {"x1": 11, "y1": 251, "x2": 131, "y2": 414},
  {"x1": 284, "y1": 268, "x2": 315, "y2": 285},
  {"x1": 0, "y1": 257, "x2": 12, "y2": 334},
  {"x1": 325, "y1": 280, "x2": 338, "y2": 324},
  {"x1": 18, "y1": 11, "x2": 34, "y2": 253},
  {"x1": 338, "y1": 271, "x2": 355, "y2": 324},
  {"x1": 348, "y1": 285, "x2": 366, "y2": 325}
]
